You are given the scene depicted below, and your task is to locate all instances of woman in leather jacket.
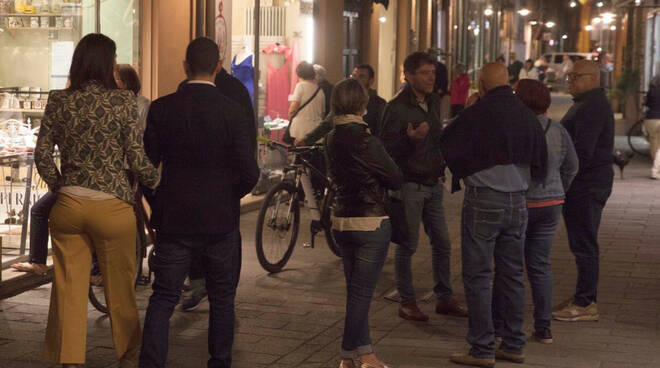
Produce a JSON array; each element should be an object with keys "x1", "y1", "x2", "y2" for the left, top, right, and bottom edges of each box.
[{"x1": 325, "y1": 78, "x2": 403, "y2": 368}]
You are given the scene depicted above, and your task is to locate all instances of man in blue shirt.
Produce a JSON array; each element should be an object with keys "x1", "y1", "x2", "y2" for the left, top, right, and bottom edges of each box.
[{"x1": 440, "y1": 62, "x2": 548, "y2": 367}]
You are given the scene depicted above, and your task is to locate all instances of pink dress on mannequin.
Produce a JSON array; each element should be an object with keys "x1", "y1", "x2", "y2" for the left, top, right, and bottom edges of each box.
[{"x1": 264, "y1": 43, "x2": 291, "y2": 119}]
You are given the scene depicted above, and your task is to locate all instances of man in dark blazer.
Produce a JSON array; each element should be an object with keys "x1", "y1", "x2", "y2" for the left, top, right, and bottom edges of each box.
[
  {"x1": 182, "y1": 50, "x2": 258, "y2": 311},
  {"x1": 139, "y1": 37, "x2": 259, "y2": 368}
]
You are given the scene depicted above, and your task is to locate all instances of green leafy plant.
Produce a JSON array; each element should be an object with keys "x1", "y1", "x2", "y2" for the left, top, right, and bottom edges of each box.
[{"x1": 614, "y1": 69, "x2": 641, "y2": 115}]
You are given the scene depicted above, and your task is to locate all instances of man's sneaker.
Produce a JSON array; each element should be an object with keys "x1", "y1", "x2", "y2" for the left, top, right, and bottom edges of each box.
[
  {"x1": 531, "y1": 329, "x2": 553, "y2": 344},
  {"x1": 552, "y1": 297, "x2": 573, "y2": 312},
  {"x1": 552, "y1": 302, "x2": 599, "y2": 322},
  {"x1": 450, "y1": 353, "x2": 495, "y2": 368},
  {"x1": 182, "y1": 290, "x2": 208, "y2": 311},
  {"x1": 495, "y1": 348, "x2": 525, "y2": 364}
]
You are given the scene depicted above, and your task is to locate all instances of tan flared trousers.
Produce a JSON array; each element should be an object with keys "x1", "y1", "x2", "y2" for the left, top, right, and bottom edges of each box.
[{"x1": 43, "y1": 193, "x2": 140, "y2": 364}]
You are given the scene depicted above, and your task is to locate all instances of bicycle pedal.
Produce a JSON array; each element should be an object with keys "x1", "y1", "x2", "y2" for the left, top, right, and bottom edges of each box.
[{"x1": 310, "y1": 220, "x2": 323, "y2": 234}]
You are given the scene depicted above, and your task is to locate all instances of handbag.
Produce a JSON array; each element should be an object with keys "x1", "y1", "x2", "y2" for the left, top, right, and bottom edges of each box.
[
  {"x1": 386, "y1": 190, "x2": 409, "y2": 246},
  {"x1": 282, "y1": 86, "x2": 322, "y2": 145}
]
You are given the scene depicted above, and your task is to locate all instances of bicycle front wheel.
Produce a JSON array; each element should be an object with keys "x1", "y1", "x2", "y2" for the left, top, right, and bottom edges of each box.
[{"x1": 256, "y1": 181, "x2": 300, "y2": 273}]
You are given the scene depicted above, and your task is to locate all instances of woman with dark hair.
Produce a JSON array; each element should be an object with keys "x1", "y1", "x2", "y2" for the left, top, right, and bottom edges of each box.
[
  {"x1": 35, "y1": 33, "x2": 160, "y2": 368},
  {"x1": 519, "y1": 59, "x2": 539, "y2": 80},
  {"x1": 644, "y1": 75, "x2": 660, "y2": 179},
  {"x1": 326, "y1": 78, "x2": 403, "y2": 368},
  {"x1": 503, "y1": 79, "x2": 578, "y2": 344},
  {"x1": 115, "y1": 64, "x2": 150, "y2": 132},
  {"x1": 288, "y1": 61, "x2": 326, "y2": 141}
]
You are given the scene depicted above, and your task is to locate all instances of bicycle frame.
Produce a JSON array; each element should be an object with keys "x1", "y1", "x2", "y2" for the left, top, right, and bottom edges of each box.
[{"x1": 265, "y1": 141, "x2": 335, "y2": 245}]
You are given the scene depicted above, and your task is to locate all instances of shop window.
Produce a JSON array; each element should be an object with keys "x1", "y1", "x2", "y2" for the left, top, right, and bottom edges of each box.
[{"x1": 0, "y1": 0, "x2": 140, "y2": 264}]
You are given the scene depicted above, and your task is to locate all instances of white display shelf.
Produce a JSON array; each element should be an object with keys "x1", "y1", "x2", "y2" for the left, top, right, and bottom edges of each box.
[
  {"x1": 1, "y1": 13, "x2": 82, "y2": 17},
  {"x1": 0, "y1": 109, "x2": 45, "y2": 115},
  {"x1": 6, "y1": 26, "x2": 73, "y2": 30}
]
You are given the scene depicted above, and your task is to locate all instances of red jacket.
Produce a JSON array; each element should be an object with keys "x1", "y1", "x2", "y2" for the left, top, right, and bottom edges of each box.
[{"x1": 450, "y1": 74, "x2": 471, "y2": 106}]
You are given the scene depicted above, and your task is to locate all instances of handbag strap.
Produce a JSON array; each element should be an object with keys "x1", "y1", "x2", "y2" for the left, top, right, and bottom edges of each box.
[{"x1": 290, "y1": 86, "x2": 322, "y2": 121}]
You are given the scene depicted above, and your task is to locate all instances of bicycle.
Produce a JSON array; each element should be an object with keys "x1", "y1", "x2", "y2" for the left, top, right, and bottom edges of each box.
[
  {"x1": 88, "y1": 190, "x2": 156, "y2": 313},
  {"x1": 255, "y1": 140, "x2": 341, "y2": 273},
  {"x1": 627, "y1": 118, "x2": 651, "y2": 157}
]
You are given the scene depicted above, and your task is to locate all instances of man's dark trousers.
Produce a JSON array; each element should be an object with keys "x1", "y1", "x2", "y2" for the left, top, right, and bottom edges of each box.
[
  {"x1": 562, "y1": 180, "x2": 612, "y2": 307},
  {"x1": 140, "y1": 229, "x2": 241, "y2": 368}
]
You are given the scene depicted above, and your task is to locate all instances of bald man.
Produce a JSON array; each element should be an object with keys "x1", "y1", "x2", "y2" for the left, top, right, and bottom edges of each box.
[
  {"x1": 553, "y1": 60, "x2": 614, "y2": 322},
  {"x1": 440, "y1": 62, "x2": 548, "y2": 367}
]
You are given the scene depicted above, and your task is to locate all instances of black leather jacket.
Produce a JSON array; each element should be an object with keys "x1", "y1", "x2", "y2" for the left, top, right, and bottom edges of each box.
[
  {"x1": 379, "y1": 86, "x2": 446, "y2": 186},
  {"x1": 325, "y1": 118, "x2": 403, "y2": 217}
]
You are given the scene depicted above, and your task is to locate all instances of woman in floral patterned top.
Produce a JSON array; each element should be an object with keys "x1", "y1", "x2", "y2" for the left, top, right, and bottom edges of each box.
[{"x1": 34, "y1": 33, "x2": 159, "y2": 368}]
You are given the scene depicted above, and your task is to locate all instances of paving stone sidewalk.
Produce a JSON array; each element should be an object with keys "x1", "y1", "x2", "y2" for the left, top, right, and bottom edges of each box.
[{"x1": 1, "y1": 97, "x2": 660, "y2": 367}]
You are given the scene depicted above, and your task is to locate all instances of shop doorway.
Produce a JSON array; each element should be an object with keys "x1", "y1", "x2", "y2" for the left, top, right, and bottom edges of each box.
[{"x1": 343, "y1": 10, "x2": 361, "y2": 78}]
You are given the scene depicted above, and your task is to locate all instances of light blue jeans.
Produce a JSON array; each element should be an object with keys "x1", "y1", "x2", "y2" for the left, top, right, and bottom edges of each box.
[{"x1": 333, "y1": 220, "x2": 391, "y2": 359}]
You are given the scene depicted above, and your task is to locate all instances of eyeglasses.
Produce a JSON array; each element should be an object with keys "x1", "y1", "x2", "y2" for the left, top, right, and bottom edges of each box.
[{"x1": 566, "y1": 73, "x2": 594, "y2": 81}]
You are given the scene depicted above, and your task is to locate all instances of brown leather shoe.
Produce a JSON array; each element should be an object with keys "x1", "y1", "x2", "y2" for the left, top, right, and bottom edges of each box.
[
  {"x1": 450, "y1": 353, "x2": 495, "y2": 368},
  {"x1": 436, "y1": 298, "x2": 468, "y2": 317},
  {"x1": 495, "y1": 348, "x2": 525, "y2": 363},
  {"x1": 398, "y1": 301, "x2": 429, "y2": 321}
]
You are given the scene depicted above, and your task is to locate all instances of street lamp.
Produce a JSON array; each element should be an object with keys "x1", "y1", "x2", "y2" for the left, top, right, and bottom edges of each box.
[
  {"x1": 586, "y1": 25, "x2": 593, "y2": 31},
  {"x1": 602, "y1": 12, "x2": 615, "y2": 24},
  {"x1": 562, "y1": 34, "x2": 568, "y2": 39},
  {"x1": 484, "y1": 8, "x2": 494, "y2": 16},
  {"x1": 518, "y1": 8, "x2": 531, "y2": 16},
  {"x1": 610, "y1": 25, "x2": 617, "y2": 31},
  {"x1": 570, "y1": 1, "x2": 577, "y2": 8},
  {"x1": 545, "y1": 21, "x2": 556, "y2": 28},
  {"x1": 596, "y1": 1, "x2": 604, "y2": 7}
]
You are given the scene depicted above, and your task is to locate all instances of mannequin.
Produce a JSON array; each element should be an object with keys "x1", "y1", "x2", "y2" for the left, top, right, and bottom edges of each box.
[
  {"x1": 215, "y1": 0, "x2": 228, "y2": 61},
  {"x1": 234, "y1": 38, "x2": 253, "y2": 66}
]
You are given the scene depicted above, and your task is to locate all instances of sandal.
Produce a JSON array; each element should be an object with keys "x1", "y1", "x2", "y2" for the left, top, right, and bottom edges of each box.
[
  {"x1": 11, "y1": 262, "x2": 48, "y2": 275},
  {"x1": 90, "y1": 274, "x2": 103, "y2": 286}
]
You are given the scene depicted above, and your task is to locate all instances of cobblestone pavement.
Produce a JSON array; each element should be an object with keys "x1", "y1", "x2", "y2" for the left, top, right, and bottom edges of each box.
[{"x1": 1, "y1": 96, "x2": 660, "y2": 367}]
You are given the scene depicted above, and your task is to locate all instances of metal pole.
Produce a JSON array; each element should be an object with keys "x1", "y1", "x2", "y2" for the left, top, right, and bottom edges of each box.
[
  {"x1": 18, "y1": 156, "x2": 33, "y2": 256},
  {"x1": 253, "y1": 0, "x2": 260, "y2": 128},
  {"x1": 95, "y1": 0, "x2": 100, "y2": 33}
]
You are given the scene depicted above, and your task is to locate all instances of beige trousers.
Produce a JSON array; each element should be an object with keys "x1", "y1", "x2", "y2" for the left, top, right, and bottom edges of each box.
[
  {"x1": 43, "y1": 193, "x2": 140, "y2": 364},
  {"x1": 643, "y1": 119, "x2": 660, "y2": 178}
]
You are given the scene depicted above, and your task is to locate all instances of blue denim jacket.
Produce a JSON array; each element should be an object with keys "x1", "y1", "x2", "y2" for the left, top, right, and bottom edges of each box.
[{"x1": 526, "y1": 115, "x2": 579, "y2": 203}]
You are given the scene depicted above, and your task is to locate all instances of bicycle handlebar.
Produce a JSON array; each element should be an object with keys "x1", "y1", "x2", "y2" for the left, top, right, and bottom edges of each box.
[{"x1": 265, "y1": 139, "x2": 323, "y2": 153}]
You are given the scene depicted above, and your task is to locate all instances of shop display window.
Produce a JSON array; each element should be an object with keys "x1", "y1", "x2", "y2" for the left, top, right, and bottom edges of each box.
[{"x1": 0, "y1": 0, "x2": 140, "y2": 269}]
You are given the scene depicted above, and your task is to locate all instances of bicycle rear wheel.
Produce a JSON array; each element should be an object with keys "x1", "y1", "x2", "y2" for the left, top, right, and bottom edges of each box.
[
  {"x1": 256, "y1": 181, "x2": 300, "y2": 273},
  {"x1": 89, "y1": 225, "x2": 144, "y2": 314},
  {"x1": 628, "y1": 119, "x2": 651, "y2": 157},
  {"x1": 322, "y1": 188, "x2": 341, "y2": 257},
  {"x1": 88, "y1": 261, "x2": 108, "y2": 314}
]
